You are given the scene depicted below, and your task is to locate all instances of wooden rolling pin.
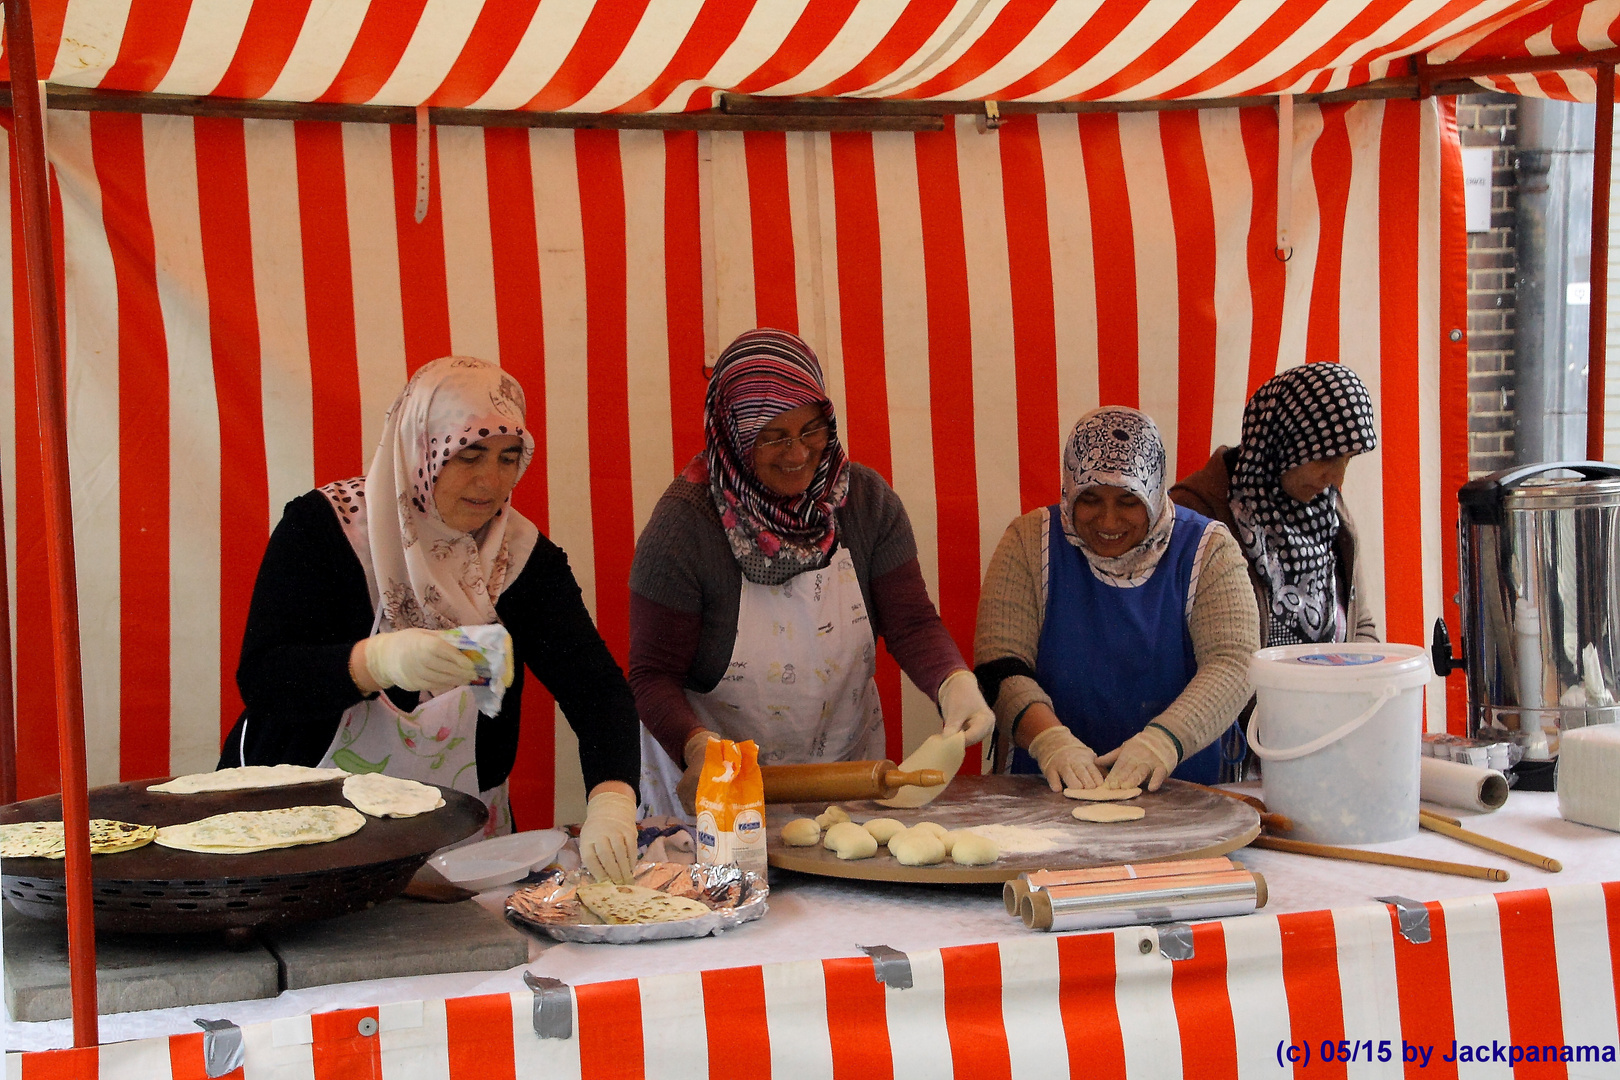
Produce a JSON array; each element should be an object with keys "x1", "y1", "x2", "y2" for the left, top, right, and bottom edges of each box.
[
  {"x1": 1418, "y1": 810, "x2": 1562, "y2": 872},
  {"x1": 759, "y1": 761, "x2": 946, "y2": 803},
  {"x1": 1250, "y1": 835, "x2": 1509, "y2": 882}
]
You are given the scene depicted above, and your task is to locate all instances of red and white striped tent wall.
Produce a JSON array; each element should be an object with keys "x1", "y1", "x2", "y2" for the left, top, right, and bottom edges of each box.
[
  {"x1": 4, "y1": 0, "x2": 1615, "y2": 828},
  {"x1": 9, "y1": 881, "x2": 1620, "y2": 1077},
  {"x1": 3, "y1": 100, "x2": 1462, "y2": 828}
]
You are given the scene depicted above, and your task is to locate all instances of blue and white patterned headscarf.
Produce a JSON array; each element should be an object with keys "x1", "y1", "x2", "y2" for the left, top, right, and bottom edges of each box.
[
  {"x1": 1230, "y1": 363, "x2": 1378, "y2": 645},
  {"x1": 1059, "y1": 407, "x2": 1175, "y2": 588}
]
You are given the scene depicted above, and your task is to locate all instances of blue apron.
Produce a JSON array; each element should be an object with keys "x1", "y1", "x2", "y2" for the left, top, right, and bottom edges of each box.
[{"x1": 1010, "y1": 503, "x2": 1222, "y2": 785}]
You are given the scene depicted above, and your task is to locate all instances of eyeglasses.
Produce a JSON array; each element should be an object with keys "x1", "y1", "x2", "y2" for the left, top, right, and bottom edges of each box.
[{"x1": 756, "y1": 424, "x2": 831, "y2": 452}]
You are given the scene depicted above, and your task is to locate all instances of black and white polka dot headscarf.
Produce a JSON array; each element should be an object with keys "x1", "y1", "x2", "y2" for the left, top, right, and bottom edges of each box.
[{"x1": 1229, "y1": 363, "x2": 1377, "y2": 646}]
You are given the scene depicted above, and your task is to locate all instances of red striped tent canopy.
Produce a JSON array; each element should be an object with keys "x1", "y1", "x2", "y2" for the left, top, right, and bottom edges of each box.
[
  {"x1": 2, "y1": 0, "x2": 1618, "y2": 107},
  {"x1": 4, "y1": 0, "x2": 1600, "y2": 827}
]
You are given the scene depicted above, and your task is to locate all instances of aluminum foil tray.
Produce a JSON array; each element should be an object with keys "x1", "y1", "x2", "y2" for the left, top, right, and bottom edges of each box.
[{"x1": 505, "y1": 861, "x2": 767, "y2": 944}]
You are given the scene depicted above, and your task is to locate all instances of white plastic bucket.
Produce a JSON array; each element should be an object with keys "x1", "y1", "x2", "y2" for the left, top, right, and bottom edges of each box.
[{"x1": 1248, "y1": 643, "x2": 1433, "y2": 844}]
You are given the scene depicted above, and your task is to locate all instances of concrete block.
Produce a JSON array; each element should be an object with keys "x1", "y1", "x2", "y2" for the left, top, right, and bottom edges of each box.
[
  {"x1": 3, "y1": 904, "x2": 279, "y2": 1022},
  {"x1": 263, "y1": 898, "x2": 527, "y2": 990}
]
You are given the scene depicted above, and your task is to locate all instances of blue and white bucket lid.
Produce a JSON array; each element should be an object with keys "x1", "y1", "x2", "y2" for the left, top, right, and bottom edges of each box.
[{"x1": 1248, "y1": 642, "x2": 1433, "y2": 693}]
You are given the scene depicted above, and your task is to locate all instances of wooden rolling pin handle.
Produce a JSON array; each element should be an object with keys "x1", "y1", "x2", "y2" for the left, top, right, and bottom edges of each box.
[
  {"x1": 760, "y1": 761, "x2": 946, "y2": 803},
  {"x1": 883, "y1": 769, "x2": 945, "y2": 791}
]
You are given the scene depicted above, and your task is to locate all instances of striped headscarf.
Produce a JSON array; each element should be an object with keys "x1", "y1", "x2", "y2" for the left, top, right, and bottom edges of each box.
[
  {"x1": 697, "y1": 328, "x2": 850, "y2": 585},
  {"x1": 1229, "y1": 363, "x2": 1378, "y2": 646}
]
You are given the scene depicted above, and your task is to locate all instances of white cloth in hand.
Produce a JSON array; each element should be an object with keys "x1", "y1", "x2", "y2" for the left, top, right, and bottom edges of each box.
[
  {"x1": 363, "y1": 628, "x2": 478, "y2": 694},
  {"x1": 1026, "y1": 724, "x2": 1103, "y2": 792},
  {"x1": 938, "y1": 669, "x2": 995, "y2": 746},
  {"x1": 1096, "y1": 726, "x2": 1179, "y2": 792},
  {"x1": 579, "y1": 789, "x2": 638, "y2": 884}
]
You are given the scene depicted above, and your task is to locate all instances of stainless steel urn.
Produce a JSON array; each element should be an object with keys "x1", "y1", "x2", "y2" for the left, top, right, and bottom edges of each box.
[{"x1": 1434, "y1": 462, "x2": 1620, "y2": 766}]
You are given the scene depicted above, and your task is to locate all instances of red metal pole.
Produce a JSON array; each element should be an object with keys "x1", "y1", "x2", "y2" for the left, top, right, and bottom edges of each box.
[
  {"x1": 0, "y1": 444, "x2": 14, "y2": 807},
  {"x1": 1591, "y1": 63, "x2": 1615, "y2": 461},
  {"x1": 2, "y1": 0, "x2": 99, "y2": 1044}
]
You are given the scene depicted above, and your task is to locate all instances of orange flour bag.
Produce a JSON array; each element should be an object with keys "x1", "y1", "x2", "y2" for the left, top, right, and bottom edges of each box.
[{"x1": 694, "y1": 739, "x2": 767, "y2": 877}]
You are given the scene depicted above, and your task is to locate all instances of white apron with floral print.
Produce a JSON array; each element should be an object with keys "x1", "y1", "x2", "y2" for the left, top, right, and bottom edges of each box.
[
  {"x1": 641, "y1": 546, "x2": 884, "y2": 819},
  {"x1": 319, "y1": 682, "x2": 511, "y2": 840}
]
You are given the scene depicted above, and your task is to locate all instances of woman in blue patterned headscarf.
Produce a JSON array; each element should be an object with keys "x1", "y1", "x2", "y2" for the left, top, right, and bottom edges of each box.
[{"x1": 975, "y1": 408, "x2": 1259, "y2": 793}]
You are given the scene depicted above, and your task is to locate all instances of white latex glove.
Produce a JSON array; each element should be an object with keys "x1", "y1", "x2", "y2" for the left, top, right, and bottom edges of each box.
[
  {"x1": 1096, "y1": 726, "x2": 1179, "y2": 792},
  {"x1": 1027, "y1": 724, "x2": 1103, "y2": 792},
  {"x1": 938, "y1": 669, "x2": 995, "y2": 746},
  {"x1": 579, "y1": 789, "x2": 638, "y2": 884},
  {"x1": 363, "y1": 629, "x2": 478, "y2": 694},
  {"x1": 676, "y1": 729, "x2": 720, "y2": 817}
]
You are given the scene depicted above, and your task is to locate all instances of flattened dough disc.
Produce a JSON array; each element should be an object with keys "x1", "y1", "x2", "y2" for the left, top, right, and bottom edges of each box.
[
  {"x1": 1073, "y1": 804, "x2": 1146, "y2": 822},
  {"x1": 877, "y1": 732, "x2": 966, "y2": 809},
  {"x1": 1063, "y1": 786, "x2": 1142, "y2": 801}
]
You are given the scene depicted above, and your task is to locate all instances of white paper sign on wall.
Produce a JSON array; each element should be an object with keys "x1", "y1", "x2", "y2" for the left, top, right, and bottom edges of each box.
[{"x1": 1463, "y1": 147, "x2": 1494, "y2": 233}]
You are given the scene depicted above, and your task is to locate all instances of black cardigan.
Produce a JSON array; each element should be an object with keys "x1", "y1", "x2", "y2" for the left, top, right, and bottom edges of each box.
[{"x1": 220, "y1": 490, "x2": 640, "y2": 795}]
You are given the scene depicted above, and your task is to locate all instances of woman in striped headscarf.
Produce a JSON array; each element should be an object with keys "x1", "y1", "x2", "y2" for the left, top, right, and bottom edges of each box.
[{"x1": 629, "y1": 329, "x2": 994, "y2": 817}]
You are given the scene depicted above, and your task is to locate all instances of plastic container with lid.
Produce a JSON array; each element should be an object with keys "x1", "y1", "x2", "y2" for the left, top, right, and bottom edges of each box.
[{"x1": 1247, "y1": 643, "x2": 1434, "y2": 844}]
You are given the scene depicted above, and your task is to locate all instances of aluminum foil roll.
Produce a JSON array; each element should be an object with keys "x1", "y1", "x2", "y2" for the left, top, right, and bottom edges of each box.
[
  {"x1": 1004, "y1": 857, "x2": 1239, "y2": 916},
  {"x1": 1022, "y1": 868, "x2": 1266, "y2": 932}
]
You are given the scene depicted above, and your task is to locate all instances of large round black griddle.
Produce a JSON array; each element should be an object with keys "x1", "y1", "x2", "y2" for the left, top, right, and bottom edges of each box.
[{"x1": 0, "y1": 777, "x2": 486, "y2": 934}]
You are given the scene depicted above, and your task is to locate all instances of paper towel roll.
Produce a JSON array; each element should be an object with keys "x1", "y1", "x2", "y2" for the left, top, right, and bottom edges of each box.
[
  {"x1": 1558, "y1": 725, "x2": 1620, "y2": 831},
  {"x1": 1420, "y1": 756, "x2": 1509, "y2": 812}
]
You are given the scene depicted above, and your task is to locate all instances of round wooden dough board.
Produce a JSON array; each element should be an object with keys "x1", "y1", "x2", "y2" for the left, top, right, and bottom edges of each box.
[{"x1": 767, "y1": 775, "x2": 1259, "y2": 884}]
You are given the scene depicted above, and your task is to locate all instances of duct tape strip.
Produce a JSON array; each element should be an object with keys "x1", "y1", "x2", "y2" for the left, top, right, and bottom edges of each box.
[
  {"x1": 859, "y1": 944, "x2": 914, "y2": 989},
  {"x1": 1157, "y1": 923, "x2": 1196, "y2": 961},
  {"x1": 523, "y1": 972, "x2": 573, "y2": 1039},
  {"x1": 194, "y1": 1019, "x2": 245, "y2": 1078},
  {"x1": 414, "y1": 105, "x2": 431, "y2": 224},
  {"x1": 1376, "y1": 895, "x2": 1432, "y2": 944}
]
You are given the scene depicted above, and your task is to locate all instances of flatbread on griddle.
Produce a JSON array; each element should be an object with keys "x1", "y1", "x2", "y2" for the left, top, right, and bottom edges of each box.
[
  {"x1": 0, "y1": 819, "x2": 156, "y2": 859},
  {"x1": 1063, "y1": 785, "x2": 1142, "y2": 801},
  {"x1": 342, "y1": 773, "x2": 444, "y2": 818},
  {"x1": 154, "y1": 805, "x2": 365, "y2": 853},
  {"x1": 576, "y1": 883, "x2": 711, "y2": 925},
  {"x1": 148, "y1": 765, "x2": 349, "y2": 794}
]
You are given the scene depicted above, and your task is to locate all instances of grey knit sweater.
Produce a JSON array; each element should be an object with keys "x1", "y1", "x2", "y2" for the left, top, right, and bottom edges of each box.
[
  {"x1": 629, "y1": 463, "x2": 966, "y2": 764},
  {"x1": 974, "y1": 508, "x2": 1260, "y2": 771}
]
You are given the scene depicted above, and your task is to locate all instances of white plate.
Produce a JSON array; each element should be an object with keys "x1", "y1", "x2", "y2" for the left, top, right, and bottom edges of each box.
[{"x1": 429, "y1": 829, "x2": 567, "y2": 892}]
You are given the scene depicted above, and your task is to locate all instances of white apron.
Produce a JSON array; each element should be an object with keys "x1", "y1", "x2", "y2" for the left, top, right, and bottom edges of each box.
[
  {"x1": 641, "y1": 546, "x2": 884, "y2": 819},
  {"x1": 319, "y1": 616, "x2": 513, "y2": 840}
]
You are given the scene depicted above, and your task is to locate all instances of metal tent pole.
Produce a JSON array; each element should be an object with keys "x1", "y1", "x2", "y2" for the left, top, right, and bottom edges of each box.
[
  {"x1": 3, "y1": 0, "x2": 98, "y2": 1044},
  {"x1": 1592, "y1": 63, "x2": 1615, "y2": 461}
]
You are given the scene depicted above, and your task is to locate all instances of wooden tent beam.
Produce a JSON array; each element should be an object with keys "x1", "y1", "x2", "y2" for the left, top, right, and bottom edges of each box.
[{"x1": 2, "y1": 0, "x2": 98, "y2": 1048}]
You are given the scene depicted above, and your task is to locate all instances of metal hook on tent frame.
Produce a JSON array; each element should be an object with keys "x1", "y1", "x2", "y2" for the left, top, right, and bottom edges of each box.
[{"x1": 976, "y1": 100, "x2": 1002, "y2": 134}]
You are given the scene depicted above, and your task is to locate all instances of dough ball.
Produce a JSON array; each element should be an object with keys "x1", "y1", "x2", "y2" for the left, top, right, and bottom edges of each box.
[
  {"x1": 781, "y1": 818, "x2": 821, "y2": 846},
  {"x1": 887, "y1": 827, "x2": 948, "y2": 866},
  {"x1": 1072, "y1": 804, "x2": 1146, "y2": 823},
  {"x1": 1064, "y1": 786, "x2": 1142, "y2": 801},
  {"x1": 815, "y1": 805, "x2": 852, "y2": 829},
  {"x1": 823, "y1": 821, "x2": 878, "y2": 860},
  {"x1": 863, "y1": 818, "x2": 906, "y2": 845},
  {"x1": 911, "y1": 821, "x2": 949, "y2": 839},
  {"x1": 949, "y1": 832, "x2": 999, "y2": 865}
]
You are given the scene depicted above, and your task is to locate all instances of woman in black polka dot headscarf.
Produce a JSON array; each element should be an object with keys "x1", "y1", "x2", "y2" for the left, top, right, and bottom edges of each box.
[
  {"x1": 1231, "y1": 364, "x2": 1378, "y2": 645},
  {"x1": 1172, "y1": 363, "x2": 1381, "y2": 648}
]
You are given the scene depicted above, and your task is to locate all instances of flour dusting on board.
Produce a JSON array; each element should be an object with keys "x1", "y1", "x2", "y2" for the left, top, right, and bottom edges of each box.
[{"x1": 967, "y1": 823, "x2": 1073, "y2": 855}]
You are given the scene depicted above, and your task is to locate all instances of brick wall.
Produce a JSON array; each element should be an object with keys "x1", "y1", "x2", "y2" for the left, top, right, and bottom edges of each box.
[{"x1": 1459, "y1": 93, "x2": 1519, "y2": 477}]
